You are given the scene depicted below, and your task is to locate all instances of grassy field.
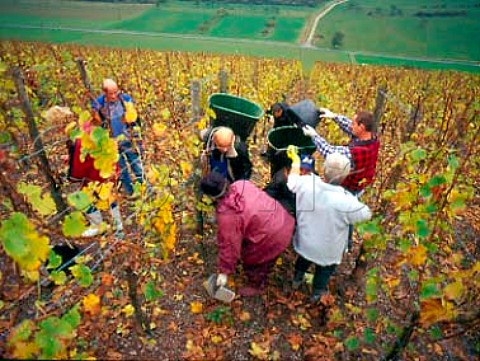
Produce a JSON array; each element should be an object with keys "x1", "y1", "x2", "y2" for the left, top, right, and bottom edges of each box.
[
  {"x1": 108, "y1": 4, "x2": 308, "y2": 42},
  {"x1": 0, "y1": 0, "x2": 478, "y2": 73},
  {"x1": 314, "y1": 0, "x2": 480, "y2": 61},
  {"x1": 0, "y1": 0, "x2": 148, "y2": 28}
]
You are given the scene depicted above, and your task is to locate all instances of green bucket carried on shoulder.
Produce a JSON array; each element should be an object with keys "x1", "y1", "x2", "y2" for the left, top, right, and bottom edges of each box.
[
  {"x1": 267, "y1": 126, "x2": 316, "y2": 154},
  {"x1": 266, "y1": 126, "x2": 316, "y2": 176},
  {"x1": 208, "y1": 93, "x2": 264, "y2": 141}
]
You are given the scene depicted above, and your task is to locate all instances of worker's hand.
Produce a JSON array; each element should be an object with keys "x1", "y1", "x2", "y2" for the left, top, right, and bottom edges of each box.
[
  {"x1": 286, "y1": 145, "x2": 300, "y2": 166},
  {"x1": 319, "y1": 107, "x2": 337, "y2": 119},
  {"x1": 216, "y1": 273, "x2": 228, "y2": 287},
  {"x1": 302, "y1": 124, "x2": 318, "y2": 138}
]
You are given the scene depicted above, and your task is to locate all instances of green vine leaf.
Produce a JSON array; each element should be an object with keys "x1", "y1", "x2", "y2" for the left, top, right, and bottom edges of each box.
[
  {"x1": 144, "y1": 280, "x2": 164, "y2": 301},
  {"x1": 62, "y1": 211, "x2": 87, "y2": 237},
  {"x1": 46, "y1": 249, "x2": 62, "y2": 270},
  {"x1": 70, "y1": 264, "x2": 93, "y2": 287},
  {"x1": 344, "y1": 335, "x2": 359, "y2": 351},
  {"x1": 67, "y1": 191, "x2": 92, "y2": 211},
  {"x1": 8, "y1": 319, "x2": 35, "y2": 345},
  {"x1": 0, "y1": 212, "x2": 50, "y2": 273},
  {"x1": 16, "y1": 182, "x2": 56, "y2": 216},
  {"x1": 49, "y1": 270, "x2": 67, "y2": 286},
  {"x1": 363, "y1": 328, "x2": 375, "y2": 344},
  {"x1": 416, "y1": 219, "x2": 430, "y2": 238},
  {"x1": 420, "y1": 281, "x2": 441, "y2": 300}
]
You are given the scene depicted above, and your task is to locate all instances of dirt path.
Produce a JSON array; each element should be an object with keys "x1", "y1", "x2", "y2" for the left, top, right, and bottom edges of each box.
[{"x1": 303, "y1": 0, "x2": 349, "y2": 47}]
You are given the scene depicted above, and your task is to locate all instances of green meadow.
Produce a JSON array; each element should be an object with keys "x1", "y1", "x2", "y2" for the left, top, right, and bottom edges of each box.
[
  {"x1": 0, "y1": 0, "x2": 147, "y2": 29},
  {"x1": 110, "y1": 4, "x2": 307, "y2": 42},
  {"x1": 314, "y1": 0, "x2": 480, "y2": 61}
]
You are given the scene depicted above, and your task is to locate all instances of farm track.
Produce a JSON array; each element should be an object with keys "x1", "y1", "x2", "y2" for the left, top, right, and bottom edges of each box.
[{"x1": 303, "y1": 0, "x2": 349, "y2": 47}]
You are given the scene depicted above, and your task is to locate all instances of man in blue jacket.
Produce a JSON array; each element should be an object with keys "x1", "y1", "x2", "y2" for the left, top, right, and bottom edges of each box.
[{"x1": 92, "y1": 79, "x2": 144, "y2": 196}]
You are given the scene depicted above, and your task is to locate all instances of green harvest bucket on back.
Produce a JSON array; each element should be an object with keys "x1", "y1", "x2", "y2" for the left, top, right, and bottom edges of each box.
[
  {"x1": 208, "y1": 93, "x2": 264, "y2": 141},
  {"x1": 267, "y1": 126, "x2": 316, "y2": 176},
  {"x1": 267, "y1": 126, "x2": 316, "y2": 154}
]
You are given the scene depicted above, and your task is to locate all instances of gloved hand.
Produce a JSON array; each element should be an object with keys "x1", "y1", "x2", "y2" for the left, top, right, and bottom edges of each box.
[
  {"x1": 216, "y1": 273, "x2": 228, "y2": 287},
  {"x1": 302, "y1": 124, "x2": 318, "y2": 138},
  {"x1": 318, "y1": 107, "x2": 337, "y2": 119},
  {"x1": 286, "y1": 145, "x2": 300, "y2": 167},
  {"x1": 124, "y1": 101, "x2": 138, "y2": 124}
]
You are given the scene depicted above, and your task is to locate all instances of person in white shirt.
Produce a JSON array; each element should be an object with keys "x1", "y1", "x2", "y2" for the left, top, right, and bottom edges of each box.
[{"x1": 286, "y1": 146, "x2": 372, "y2": 302}]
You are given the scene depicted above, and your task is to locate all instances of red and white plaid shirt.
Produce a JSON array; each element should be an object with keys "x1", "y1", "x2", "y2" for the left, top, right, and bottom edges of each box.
[{"x1": 312, "y1": 115, "x2": 380, "y2": 192}]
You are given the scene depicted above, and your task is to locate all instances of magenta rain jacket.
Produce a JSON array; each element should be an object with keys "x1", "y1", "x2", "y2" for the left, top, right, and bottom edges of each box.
[{"x1": 215, "y1": 180, "x2": 295, "y2": 275}]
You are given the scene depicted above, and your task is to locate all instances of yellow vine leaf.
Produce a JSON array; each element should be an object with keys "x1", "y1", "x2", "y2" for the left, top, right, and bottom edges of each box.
[
  {"x1": 153, "y1": 122, "x2": 167, "y2": 137},
  {"x1": 406, "y1": 244, "x2": 427, "y2": 266},
  {"x1": 249, "y1": 342, "x2": 269, "y2": 360},
  {"x1": 122, "y1": 304, "x2": 135, "y2": 317},
  {"x1": 211, "y1": 335, "x2": 222, "y2": 344},
  {"x1": 180, "y1": 161, "x2": 192, "y2": 178},
  {"x1": 443, "y1": 281, "x2": 464, "y2": 301},
  {"x1": 83, "y1": 294, "x2": 101, "y2": 316},
  {"x1": 420, "y1": 298, "x2": 457, "y2": 326},
  {"x1": 164, "y1": 224, "x2": 176, "y2": 251},
  {"x1": 124, "y1": 101, "x2": 137, "y2": 123},
  {"x1": 64, "y1": 121, "x2": 77, "y2": 135},
  {"x1": 206, "y1": 107, "x2": 216, "y2": 120},
  {"x1": 92, "y1": 138, "x2": 119, "y2": 179},
  {"x1": 11, "y1": 341, "x2": 39, "y2": 359},
  {"x1": 160, "y1": 108, "x2": 171, "y2": 120},
  {"x1": 190, "y1": 301, "x2": 203, "y2": 314}
]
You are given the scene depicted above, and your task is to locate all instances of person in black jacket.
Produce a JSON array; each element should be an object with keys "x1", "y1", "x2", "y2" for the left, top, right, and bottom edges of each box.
[{"x1": 271, "y1": 102, "x2": 293, "y2": 128}]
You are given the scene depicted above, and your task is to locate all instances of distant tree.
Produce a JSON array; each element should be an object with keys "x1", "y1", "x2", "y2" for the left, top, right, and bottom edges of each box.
[{"x1": 331, "y1": 31, "x2": 344, "y2": 48}]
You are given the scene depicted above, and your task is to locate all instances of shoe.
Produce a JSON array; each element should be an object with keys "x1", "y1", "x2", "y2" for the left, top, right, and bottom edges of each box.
[
  {"x1": 292, "y1": 271, "x2": 305, "y2": 290},
  {"x1": 239, "y1": 286, "x2": 264, "y2": 297},
  {"x1": 310, "y1": 289, "x2": 328, "y2": 303},
  {"x1": 81, "y1": 226, "x2": 101, "y2": 238}
]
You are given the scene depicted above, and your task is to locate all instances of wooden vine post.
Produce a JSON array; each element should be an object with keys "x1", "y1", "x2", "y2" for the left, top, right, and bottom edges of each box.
[
  {"x1": 191, "y1": 79, "x2": 204, "y2": 236},
  {"x1": 373, "y1": 86, "x2": 387, "y2": 132},
  {"x1": 12, "y1": 67, "x2": 68, "y2": 214},
  {"x1": 75, "y1": 57, "x2": 96, "y2": 101},
  {"x1": 218, "y1": 68, "x2": 228, "y2": 93}
]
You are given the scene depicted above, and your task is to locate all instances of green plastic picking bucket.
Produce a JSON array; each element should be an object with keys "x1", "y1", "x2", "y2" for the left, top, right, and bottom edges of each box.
[
  {"x1": 267, "y1": 126, "x2": 316, "y2": 154},
  {"x1": 209, "y1": 93, "x2": 264, "y2": 141},
  {"x1": 266, "y1": 126, "x2": 316, "y2": 177}
]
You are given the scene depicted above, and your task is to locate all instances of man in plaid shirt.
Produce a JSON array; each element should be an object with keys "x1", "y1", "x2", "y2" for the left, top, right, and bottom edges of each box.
[{"x1": 302, "y1": 109, "x2": 380, "y2": 250}]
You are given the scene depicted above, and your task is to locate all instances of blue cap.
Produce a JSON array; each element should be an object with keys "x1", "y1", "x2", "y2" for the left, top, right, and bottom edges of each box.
[{"x1": 300, "y1": 154, "x2": 313, "y2": 170}]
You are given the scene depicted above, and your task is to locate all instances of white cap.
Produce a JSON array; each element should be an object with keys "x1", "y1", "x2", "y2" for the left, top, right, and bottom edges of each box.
[{"x1": 324, "y1": 153, "x2": 351, "y2": 184}]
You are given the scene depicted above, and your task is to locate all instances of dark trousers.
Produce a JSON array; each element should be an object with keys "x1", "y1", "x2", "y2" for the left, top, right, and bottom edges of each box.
[
  {"x1": 295, "y1": 255, "x2": 337, "y2": 291},
  {"x1": 344, "y1": 188, "x2": 363, "y2": 242},
  {"x1": 244, "y1": 258, "x2": 277, "y2": 288}
]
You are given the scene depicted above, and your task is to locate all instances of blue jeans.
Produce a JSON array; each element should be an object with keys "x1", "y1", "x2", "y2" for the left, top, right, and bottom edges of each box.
[{"x1": 118, "y1": 140, "x2": 144, "y2": 195}]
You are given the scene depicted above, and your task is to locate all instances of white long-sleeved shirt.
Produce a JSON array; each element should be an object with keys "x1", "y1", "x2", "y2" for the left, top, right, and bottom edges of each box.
[{"x1": 287, "y1": 173, "x2": 372, "y2": 266}]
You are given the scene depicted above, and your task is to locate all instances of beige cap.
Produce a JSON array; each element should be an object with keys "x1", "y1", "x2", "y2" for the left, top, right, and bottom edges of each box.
[
  {"x1": 324, "y1": 153, "x2": 351, "y2": 184},
  {"x1": 45, "y1": 106, "x2": 73, "y2": 123}
]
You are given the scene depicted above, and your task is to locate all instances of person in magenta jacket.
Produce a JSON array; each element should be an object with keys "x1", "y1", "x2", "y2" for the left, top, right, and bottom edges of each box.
[{"x1": 200, "y1": 172, "x2": 295, "y2": 297}]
